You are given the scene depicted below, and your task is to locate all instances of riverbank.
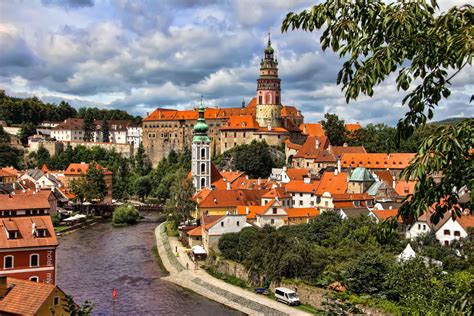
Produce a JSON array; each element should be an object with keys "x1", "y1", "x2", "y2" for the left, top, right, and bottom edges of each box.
[
  {"x1": 154, "y1": 222, "x2": 311, "y2": 316},
  {"x1": 55, "y1": 217, "x2": 103, "y2": 236}
]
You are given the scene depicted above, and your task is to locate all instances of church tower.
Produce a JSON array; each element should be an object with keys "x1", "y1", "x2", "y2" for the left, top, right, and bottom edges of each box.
[
  {"x1": 192, "y1": 99, "x2": 211, "y2": 191},
  {"x1": 256, "y1": 33, "x2": 282, "y2": 128}
]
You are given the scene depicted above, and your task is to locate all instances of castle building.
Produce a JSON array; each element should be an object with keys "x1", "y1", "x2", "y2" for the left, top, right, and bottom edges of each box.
[
  {"x1": 142, "y1": 36, "x2": 305, "y2": 166},
  {"x1": 192, "y1": 100, "x2": 211, "y2": 190}
]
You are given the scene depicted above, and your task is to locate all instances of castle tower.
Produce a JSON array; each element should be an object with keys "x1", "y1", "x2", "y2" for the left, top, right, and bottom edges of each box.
[
  {"x1": 256, "y1": 33, "x2": 282, "y2": 128},
  {"x1": 192, "y1": 99, "x2": 211, "y2": 190}
]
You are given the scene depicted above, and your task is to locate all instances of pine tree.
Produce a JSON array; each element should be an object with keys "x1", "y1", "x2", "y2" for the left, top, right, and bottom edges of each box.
[
  {"x1": 83, "y1": 113, "x2": 94, "y2": 142},
  {"x1": 101, "y1": 120, "x2": 110, "y2": 143}
]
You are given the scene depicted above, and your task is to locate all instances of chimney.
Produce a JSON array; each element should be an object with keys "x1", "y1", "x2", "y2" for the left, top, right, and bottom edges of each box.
[
  {"x1": 226, "y1": 182, "x2": 231, "y2": 190},
  {"x1": 315, "y1": 138, "x2": 320, "y2": 149},
  {"x1": 0, "y1": 276, "x2": 9, "y2": 298},
  {"x1": 392, "y1": 175, "x2": 396, "y2": 189},
  {"x1": 334, "y1": 168, "x2": 338, "y2": 176},
  {"x1": 246, "y1": 206, "x2": 249, "y2": 215},
  {"x1": 257, "y1": 178, "x2": 261, "y2": 185},
  {"x1": 268, "y1": 125, "x2": 271, "y2": 131},
  {"x1": 337, "y1": 156, "x2": 342, "y2": 173},
  {"x1": 343, "y1": 142, "x2": 348, "y2": 147}
]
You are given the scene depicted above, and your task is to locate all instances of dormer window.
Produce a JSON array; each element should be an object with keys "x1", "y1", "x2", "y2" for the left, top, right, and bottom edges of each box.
[
  {"x1": 7, "y1": 230, "x2": 18, "y2": 239},
  {"x1": 36, "y1": 229, "x2": 47, "y2": 237}
]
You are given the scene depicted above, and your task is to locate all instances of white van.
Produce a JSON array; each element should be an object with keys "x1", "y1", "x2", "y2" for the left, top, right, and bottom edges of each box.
[{"x1": 274, "y1": 287, "x2": 300, "y2": 306}]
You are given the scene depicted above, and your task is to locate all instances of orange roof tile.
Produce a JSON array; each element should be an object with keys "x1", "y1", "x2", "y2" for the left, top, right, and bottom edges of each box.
[
  {"x1": 187, "y1": 226, "x2": 203, "y2": 236},
  {"x1": 0, "y1": 167, "x2": 17, "y2": 178},
  {"x1": 284, "y1": 139, "x2": 302, "y2": 151},
  {"x1": 202, "y1": 215, "x2": 224, "y2": 230},
  {"x1": 236, "y1": 205, "x2": 267, "y2": 220},
  {"x1": 375, "y1": 170, "x2": 394, "y2": 187},
  {"x1": 330, "y1": 145, "x2": 366, "y2": 157},
  {"x1": 0, "y1": 277, "x2": 60, "y2": 315},
  {"x1": 316, "y1": 171, "x2": 348, "y2": 195},
  {"x1": 345, "y1": 123, "x2": 362, "y2": 132},
  {"x1": 262, "y1": 187, "x2": 291, "y2": 199},
  {"x1": 286, "y1": 208, "x2": 320, "y2": 218},
  {"x1": 284, "y1": 180, "x2": 320, "y2": 193},
  {"x1": 457, "y1": 215, "x2": 474, "y2": 231},
  {"x1": 395, "y1": 180, "x2": 416, "y2": 196},
  {"x1": 299, "y1": 123, "x2": 325, "y2": 137},
  {"x1": 0, "y1": 191, "x2": 52, "y2": 211},
  {"x1": 371, "y1": 209, "x2": 402, "y2": 222},
  {"x1": 0, "y1": 216, "x2": 58, "y2": 249},
  {"x1": 341, "y1": 153, "x2": 415, "y2": 170},
  {"x1": 220, "y1": 115, "x2": 259, "y2": 130},
  {"x1": 281, "y1": 106, "x2": 299, "y2": 117},
  {"x1": 294, "y1": 136, "x2": 331, "y2": 159},
  {"x1": 197, "y1": 189, "x2": 267, "y2": 208},
  {"x1": 144, "y1": 106, "x2": 256, "y2": 122},
  {"x1": 331, "y1": 193, "x2": 373, "y2": 201},
  {"x1": 286, "y1": 168, "x2": 309, "y2": 181},
  {"x1": 64, "y1": 162, "x2": 112, "y2": 175},
  {"x1": 255, "y1": 126, "x2": 289, "y2": 133}
]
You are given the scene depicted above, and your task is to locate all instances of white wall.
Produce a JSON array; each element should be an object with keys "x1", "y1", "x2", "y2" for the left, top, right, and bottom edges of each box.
[
  {"x1": 291, "y1": 192, "x2": 316, "y2": 208},
  {"x1": 406, "y1": 221, "x2": 431, "y2": 240},
  {"x1": 208, "y1": 215, "x2": 250, "y2": 236},
  {"x1": 435, "y1": 218, "x2": 467, "y2": 246}
]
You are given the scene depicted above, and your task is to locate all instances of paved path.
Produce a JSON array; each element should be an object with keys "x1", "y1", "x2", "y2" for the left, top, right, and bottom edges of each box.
[{"x1": 155, "y1": 223, "x2": 311, "y2": 316}]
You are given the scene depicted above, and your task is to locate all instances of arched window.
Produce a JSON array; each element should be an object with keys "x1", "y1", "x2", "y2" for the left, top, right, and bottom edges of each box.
[
  {"x1": 29, "y1": 276, "x2": 39, "y2": 282},
  {"x1": 201, "y1": 163, "x2": 205, "y2": 173},
  {"x1": 201, "y1": 178, "x2": 206, "y2": 188},
  {"x1": 4, "y1": 255, "x2": 13, "y2": 269},
  {"x1": 201, "y1": 148, "x2": 206, "y2": 159},
  {"x1": 30, "y1": 254, "x2": 39, "y2": 267}
]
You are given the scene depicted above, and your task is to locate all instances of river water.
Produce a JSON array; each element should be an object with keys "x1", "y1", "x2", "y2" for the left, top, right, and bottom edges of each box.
[{"x1": 56, "y1": 213, "x2": 243, "y2": 315}]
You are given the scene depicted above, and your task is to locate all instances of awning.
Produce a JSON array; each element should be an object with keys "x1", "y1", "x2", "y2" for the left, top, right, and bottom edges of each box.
[{"x1": 191, "y1": 245, "x2": 207, "y2": 255}]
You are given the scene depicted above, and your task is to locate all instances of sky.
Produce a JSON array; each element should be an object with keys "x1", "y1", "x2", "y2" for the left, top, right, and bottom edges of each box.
[{"x1": 0, "y1": 0, "x2": 472, "y2": 125}]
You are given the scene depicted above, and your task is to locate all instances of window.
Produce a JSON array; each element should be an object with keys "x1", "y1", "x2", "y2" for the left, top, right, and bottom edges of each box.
[
  {"x1": 30, "y1": 254, "x2": 39, "y2": 267},
  {"x1": 4, "y1": 256, "x2": 13, "y2": 269},
  {"x1": 7, "y1": 230, "x2": 18, "y2": 239},
  {"x1": 259, "y1": 96, "x2": 262, "y2": 104},
  {"x1": 201, "y1": 163, "x2": 205, "y2": 173},
  {"x1": 54, "y1": 296, "x2": 60, "y2": 306},
  {"x1": 201, "y1": 148, "x2": 206, "y2": 159},
  {"x1": 270, "y1": 219, "x2": 275, "y2": 225},
  {"x1": 299, "y1": 201, "x2": 303, "y2": 206},
  {"x1": 201, "y1": 178, "x2": 205, "y2": 188},
  {"x1": 221, "y1": 222, "x2": 224, "y2": 227},
  {"x1": 272, "y1": 208, "x2": 277, "y2": 214},
  {"x1": 29, "y1": 276, "x2": 39, "y2": 282},
  {"x1": 444, "y1": 240, "x2": 449, "y2": 246},
  {"x1": 454, "y1": 231, "x2": 461, "y2": 237},
  {"x1": 236, "y1": 221, "x2": 240, "y2": 226},
  {"x1": 444, "y1": 229, "x2": 450, "y2": 236},
  {"x1": 418, "y1": 224, "x2": 421, "y2": 229},
  {"x1": 423, "y1": 224, "x2": 426, "y2": 230},
  {"x1": 325, "y1": 201, "x2": 329, "y2": 207}
]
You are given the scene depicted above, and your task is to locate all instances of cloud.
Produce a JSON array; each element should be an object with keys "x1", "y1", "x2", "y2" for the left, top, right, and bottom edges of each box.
[
  {"x1": 41, "y1": 0, "x2": 94, "y2": 9},
  {"x1": 0, "y1": 0, "x2": 471, "y2": 126}
]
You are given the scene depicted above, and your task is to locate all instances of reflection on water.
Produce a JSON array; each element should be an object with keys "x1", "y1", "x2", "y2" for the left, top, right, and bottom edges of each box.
[{"x1": 57, "y1": 213, "x2": 243, "y2": 315}]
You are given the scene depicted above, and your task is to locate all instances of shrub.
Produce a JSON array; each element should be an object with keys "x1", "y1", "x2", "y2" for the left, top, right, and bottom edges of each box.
[{"x1": 112, "y1": 205, "x2": 139, "y2": 225}]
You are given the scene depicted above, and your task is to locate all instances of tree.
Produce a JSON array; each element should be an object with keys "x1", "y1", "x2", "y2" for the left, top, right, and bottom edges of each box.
[
  {"x1": 282, "y1": 1, "x2": 473, "y2": 223},
  {"x1": 135, "y1": 176, "x2": 152, "y2": 201},
  {"x1": 233, "y1": 140, "x2": 273, "y2": 178},
  {"x1": 0, "y1": 144, "x2": 23, "y2": 168},
  {"x1": 83, "y1": 113, "x2": 94, "y2": 142},
  {"x1": 62, "y1": 294, "x2": 93, "y2": 316},
  {"x1": 101, "y1": 120, "x2": 110, "y2": 143},
  {"x1": 347, "y1": 252, "x2": 390, "y2": 294},
  {"x1": 218, "y1": 232, "x2": 241, "y2": 261},
  {"x1": 19, "y1": 123, "x2": 36, "y2": 144},
  {"x1": 321, "y1": 113, "x2": 347, "y2": 146},
  {"x1": 134, "y1": 143, "x2": 151, "y2": 176},
  {"x1": 85, "y1": 162, "x2": 106, "y2": 201},
  {"x1": 113, "y1": 205, "x2": 140, "y2": 225},
  {"x1": 32, "y1": 146, "x2": 51, "y2": 169},
  {"x1": 308, "y1": 211, "x2": 343, "y2": 244},
  {"x1": 0, "y1": 126, "x2": 10, "y2": 143},
  {"x1": 164, "y1": 168, "x2": 196, "y2": 223}
]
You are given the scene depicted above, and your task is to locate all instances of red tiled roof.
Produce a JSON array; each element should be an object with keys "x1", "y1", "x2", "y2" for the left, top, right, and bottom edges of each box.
[
  {"x1": 330, "y1": 145, "x2": 366, "y2": 157},
  {"x1": 187, "y1": 226, "x2": 203, "y2": 237},
  {"x1": 286, "y1": 208, "x2": 320, "y2": 218},
  {"x1": 0, "y1": 215, "x2": 58, "y2": 249},
  {"x1": 220, "y1": 115, "x2": 259, "y2": 130},
  {"x1": 395, "y1": 180, "x2": 416, "y2": 197},
  {"x1": 255, "y1": 126, "x2": 289, "y2": 133},
  {"x1": 262, "y1": 187, "x2": 291, "y2": 199},
  {"x1": 144, "y1": 106, "x2": 256, "y2": 122},
  {"x1": 0, "y1": 277, "x2": 59, "y2": 315},
  {"x1": 341, "y1": 153, "x2": 415, "y2": 170},
  {"x1": 0, "y1": 191, "x2": 52, "y2": 211},
  {"x1": 0, "y1": 167, "x2": 17, "y2": 178},
  {"x1": 316, "y1": 171, "x2": 348, "y2": 195},
  {"x1": 284, "y1": 180, "x2": 320, "y2": 193},
  {"x1": 371, "y1": 209, "x2": 402, "y2": 222},
  {"x1": 294, "y1": 136, "x2": 331, "y2": 159},
  {"x1": 64, "y1": 162, "x2": 112, "y2": 175},
  {"x1": 375, "y1": 170, "x2": 394, "y2": 187},
  {"x1": 286, "y1": 168, "x2": 309, "y2": 181},
  {"x1": 284, "y1": 139, "x2": 302, "y2": 151},
  {"x1": 236, "y1": 205, "x2": 268, "y2": 219},
  {"x1": 457, "y1": 215, "x2": 474, "y2": 231},
  {"x1": 202, "y1": 215, "x2": 224, "y2": 231},
  {"x1": 331, "y1": 193, "x2": 372, "y2": 201},
  {"x1": 345, "y1": 123, "x2": 362, "y2": 132},
  {"x1": 299, "y1": 123, "x2": 325, "y2": 137},
  {"x1": 197, "y1": 189, "x2": 267, "y2": 208}
]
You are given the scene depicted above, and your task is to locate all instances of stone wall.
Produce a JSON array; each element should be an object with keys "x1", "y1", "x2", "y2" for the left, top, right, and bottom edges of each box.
[
  {"x1": 65, "y1": 140, "x2": 134, "y2": 158},
  {"x1": 206, "y1": 255, "x2": 263, "y2": 287},
  {"x1": 270, "y1": 280, "x2": 328, "y2": 309}
]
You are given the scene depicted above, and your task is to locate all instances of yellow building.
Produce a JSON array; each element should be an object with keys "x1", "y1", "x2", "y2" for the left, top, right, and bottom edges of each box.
[{"x1": 0, "y1": 276, "x2": 69, "y2": 316}]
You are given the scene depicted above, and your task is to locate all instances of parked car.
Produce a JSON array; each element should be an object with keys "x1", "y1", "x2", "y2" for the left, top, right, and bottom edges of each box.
[
  {"x1": 254, "y1": 287, "x2": 269, "y2": 295},
  {"x1": 274, "y1": 287, "x2": 300, "y2": 306}
]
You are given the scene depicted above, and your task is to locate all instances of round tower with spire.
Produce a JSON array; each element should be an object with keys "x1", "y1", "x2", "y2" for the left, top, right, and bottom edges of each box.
[
  {"x1": 192, "y1": 98, "x2": 211, "y2": 190},
  {"x1": 255, "y1": 32, "x2": 282, "y2": 128}
]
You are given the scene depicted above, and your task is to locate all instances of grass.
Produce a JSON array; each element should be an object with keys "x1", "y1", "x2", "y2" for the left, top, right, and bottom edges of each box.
[
  {"x1": 151, "y1": 245, "x2": 170, "y2": 276},
  {"x1": 165, "y1": 221, "x2": 179, "y2": 237},
  {"x1": 205, "y1": 266, "x2": 248, "y2": 289},
  {"x1": 54, "y1": 225, "x2": 69, "y2": 233},
  {"x1": 296, "y1": 303, "x2": 325, "y2": 315}
]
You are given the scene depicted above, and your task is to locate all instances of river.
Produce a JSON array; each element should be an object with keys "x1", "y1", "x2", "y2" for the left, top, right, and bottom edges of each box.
[{"x1": 56, "y1": 212, "x2": 243, "y2": 315}]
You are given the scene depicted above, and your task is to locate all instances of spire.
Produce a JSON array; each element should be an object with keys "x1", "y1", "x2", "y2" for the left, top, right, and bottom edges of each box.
[
  {"x1": 268, "y1": 31, "x2": 271, "y2": 46},
  {"x1": 193, "y1": 96, "x2": 210, "y2": 142}
]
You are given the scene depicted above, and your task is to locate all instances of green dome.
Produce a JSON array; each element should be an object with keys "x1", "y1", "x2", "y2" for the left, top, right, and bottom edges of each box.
[
  {"x1": 193, "y1": 100, "x2": 210, "y2": 142},
  {"x1": 265, "y1": 45, "x2": 274, "y2": 54},
  {"x1": 194, "y1": 120, "x2": 208, "y2": 134}
]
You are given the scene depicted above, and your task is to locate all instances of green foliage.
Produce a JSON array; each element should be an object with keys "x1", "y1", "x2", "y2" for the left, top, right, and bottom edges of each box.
[
  {"x1": 347, "y1": 252, "x2": 390, "y2": 295},
  {"x1": 282, "y1": 0, "x2": 473, "y2": 223},
  {"x1": 134, "y1": 143, "x2": 152, "y2": 176},
  {"x1": 0, "y1": 143, "x2": 23, "y2": 168},
  {"x1": 30, "y1": 146, "x2": 51, "y2": 168},
  {"x1": 19, "y1": 123, "x2": 36, "y2": 144},
  {"x1": 77, "y1": 107, "x2": 140, "y2": 124},
  {"x1": 101, "y1": 120, "x2": 110, "y2": 143},
  {"x1": 164, "y1": 168, "x2": 195, "y2": 223},
  {"x1": 218, "y1": 232, "x2": 240, "y2": 261},
  {"x1": 83, "y1": 113, "x2": 94, "y2": 142},
  {"x1": 62, "y1": 294, "x2": 93, "y2": 316},
  {"x1": 69, "y1": 162, "x2": 106, "y2": 203},
  {"x1": 0, "y1": 126, "x2": 11, "y2": 143},
  {"x1": 112, "y1": 205, "x2": 140, "y2": 225},
  {"x1": 321, "y1": 113, "x2": 347, "y2": 146},
  {"x1": 134, "y1": 176, "x2": 152, "y2": 201}
]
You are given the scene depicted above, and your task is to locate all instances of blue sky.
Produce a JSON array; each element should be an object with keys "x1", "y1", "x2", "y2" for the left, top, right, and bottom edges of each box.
[{"x1": 0, "y1": 0, "x2": 472, "y2": 125}]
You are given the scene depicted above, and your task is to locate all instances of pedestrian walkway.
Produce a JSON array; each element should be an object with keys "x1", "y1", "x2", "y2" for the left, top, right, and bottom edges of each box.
[{"x1": 155, "y1": 223, "x2": 311, "y2": 316}]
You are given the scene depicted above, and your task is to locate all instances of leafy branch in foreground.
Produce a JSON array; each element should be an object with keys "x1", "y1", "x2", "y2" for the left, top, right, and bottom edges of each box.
[{"x1": 282, "y1": 0, "x2": 473, "y2": 223}]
